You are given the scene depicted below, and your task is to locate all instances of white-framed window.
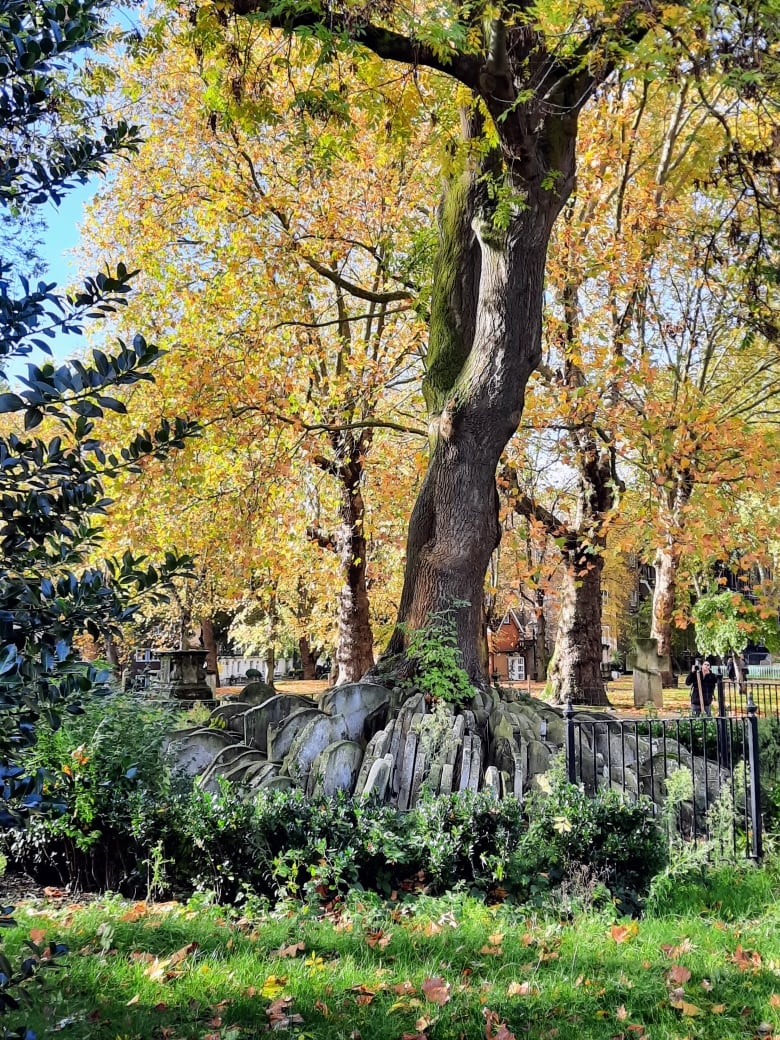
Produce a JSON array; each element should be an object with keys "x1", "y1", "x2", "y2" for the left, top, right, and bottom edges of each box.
[{"x1": 508, "y1": 654, "x2": 526, "y2": 681}]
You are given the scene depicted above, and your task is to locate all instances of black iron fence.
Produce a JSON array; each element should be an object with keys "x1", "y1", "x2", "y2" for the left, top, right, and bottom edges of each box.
[{"x1": 563, "y1": 700, "x2": 763, "y2": 859}]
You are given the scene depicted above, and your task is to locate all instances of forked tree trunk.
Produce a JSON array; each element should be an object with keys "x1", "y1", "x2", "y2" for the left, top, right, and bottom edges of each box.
[
  {"x1": 548, "y1": 547, "x2": 609, "y2": 705},
  {"x1": 651, "y1": 543, "x2": 677, "y2": 686}
]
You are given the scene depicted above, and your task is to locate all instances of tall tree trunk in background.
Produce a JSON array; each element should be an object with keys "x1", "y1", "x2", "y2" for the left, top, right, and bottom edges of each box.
[
  {"x1": 299, "y1": 635, "x2": 317, "y2": 680},
  {"x1": 547, "y1": 543, "x2": 609, "y2": 704},
  {"x1": 652, "y1": 542, "x2": 678, "y2": 686},
  {"x1": 200, "y1": 617, "x2": 220, "y2": 685},
  {"x1": 333, "y1": 431, "x2": 375, "y2": 685},
  {"x1": 534, "y1": 589, "x2": 548, "y2": 680}
]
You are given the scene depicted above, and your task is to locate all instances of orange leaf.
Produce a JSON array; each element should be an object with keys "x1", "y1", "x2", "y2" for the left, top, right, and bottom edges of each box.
[
  {"x1": 481, "y1": 944, "x2": 503, "y2": 956},
  {"x1": 770, "y1": 994, "x2": 780, "y2": 1008},
  {"x1": 710, "y1": 1004, "x2": 727, "y2": 1014},
  {"x1": 610, "y1": 923, "x2": 638, "y2": 944},
  {"x1": 168, "y1": 941, "x2": 198, "y2": 967},
  {"x1": 365, "y1": 929, "x2": 392, "y2": 949},
  {"x1": 29, "y1": 929, "x2": 46, "y2": 944},
  {"x1": 422, "y1": 976, "x2": 451, "y2": 1006},
  {"x1": 668, "y1": 965, "x2": 692, "y2": 985},
  {"x1": 276, "y1": 941, "x2": 305, "y2": 958},
  {"x1": 484, "y1": 1008, "x2": 517, "y2": 1040}
]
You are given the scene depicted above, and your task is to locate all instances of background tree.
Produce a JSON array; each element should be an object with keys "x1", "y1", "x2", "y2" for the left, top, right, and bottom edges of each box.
[{"x1": 79, "y1": 14, "x2": 431, "y2": 683}]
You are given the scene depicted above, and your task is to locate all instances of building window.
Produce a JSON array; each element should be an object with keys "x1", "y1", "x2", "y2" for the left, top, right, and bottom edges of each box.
[{"x1": 508, "y1": 654, "x2": 526, "y2": 681}]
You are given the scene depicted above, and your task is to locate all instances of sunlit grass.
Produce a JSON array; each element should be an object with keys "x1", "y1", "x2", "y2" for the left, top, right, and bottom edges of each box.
[{"x1": 5, "y1": 859, "x2": 780, "y2": 1040}]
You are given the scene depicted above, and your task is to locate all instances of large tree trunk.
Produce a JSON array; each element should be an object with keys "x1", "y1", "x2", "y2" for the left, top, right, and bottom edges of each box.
[
  {"x1": 651, "y1": 543, "x2": 678, "y2": 686},
  {"x1": 548, "y1": 546, "x2": 609, "y2": 705},
  {"x1": 386, "y1": 156, "x2": 574, "y2": 683}
]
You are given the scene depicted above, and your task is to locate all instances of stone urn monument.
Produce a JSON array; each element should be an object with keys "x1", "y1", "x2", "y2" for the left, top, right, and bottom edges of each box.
[{"x1": 157, "y1": 649, "x2": 213, "y2": 702}]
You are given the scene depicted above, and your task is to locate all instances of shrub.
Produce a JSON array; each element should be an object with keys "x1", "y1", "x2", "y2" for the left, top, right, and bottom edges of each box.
[
  {"x1": 507, "y1": 767, "x2": 667, "y2": 910},
  {"x1": 2, "y1": 693, "x2": 181, "y2": 892}
]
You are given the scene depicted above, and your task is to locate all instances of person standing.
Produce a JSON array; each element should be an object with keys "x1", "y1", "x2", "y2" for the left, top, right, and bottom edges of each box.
[{"x1": 685, "y1": 659, "x2": 718, "y2": 716}]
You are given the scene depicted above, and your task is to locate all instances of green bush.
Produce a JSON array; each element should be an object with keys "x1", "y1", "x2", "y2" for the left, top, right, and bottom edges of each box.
[
  {"x1": 2, "y1": 693, "x2": 181, "y2": 892},
  {"x1": 506, "y1": 768, "x2": 667, "y2": 911}
]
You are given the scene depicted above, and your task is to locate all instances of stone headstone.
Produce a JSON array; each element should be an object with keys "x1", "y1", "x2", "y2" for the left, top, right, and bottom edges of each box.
[
  {"x1": 319, "y1": 682, "x2": 391, "y2": 742},
  {"x1": 164, "y1": 728, "x2": 238, "y2": 777},
  {"x1": 243, "y1": 695, "x2": 318, "y2": 752},
  {"x1": 267, "y1": 708, "x2": 322, "y2": 762},
  {"x1": 241, "y1": 679, "x2": 280, "y2": 705},
  {"x1": 307, "y1": 740, "x2": 365, "y2": 798},
  {"x1": 282, "y1": 714, "x2": 350, "y2": 783},
  {"x1": 629, "y1": 638, "x2": 665, "y2": 708}
]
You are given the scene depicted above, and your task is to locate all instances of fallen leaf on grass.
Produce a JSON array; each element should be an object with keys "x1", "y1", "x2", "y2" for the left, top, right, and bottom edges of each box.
[
  {"x1": 484, "y1": 1008, "x2": 517, "y2": 1040},
  {"x1": 670, "y1": 998, "x2": 702, "y2": 1016},
  {"x1": 275, "y1": 941, "x2": 305, "y2": 958},
  {"x1": 394, "y1": 981, "x2": 416, "y2": 996},
  {"x1": 260, "y1": 974, "x2": 288, "y2": 999},
  {"x1": 730, "y1": 945, "x2": 762, "y2": 971},
  {"x1": 120, "y1": 902, "x2": 148, "y2": 922},
  {"x1": 507, "y1": 982, "x2": 536, "y2": 997},
  {"x1": 710, "y1": 1004, "x2": 727, "y2": 1014},
  {"x1": 415, "y1": 1015, "x2": 436, "y2": 1031},
  {"x1": 481, "y1": 943, "x2": 503, "y2": 956},
  {"x1": 422, "y1": 976, "x2": 451, "y2": 1006},
  {"x1": 616, "y1": 1005, "x2": 628, "y2": 1021},
  {"x1": 266, "y1": 995, "x2": 303, "y2": 1031},
  {"x1": 366, "y1": 929, "x2": 392, "y2": 949},
  {"x1": 667, "y1": 965, "x2": 692, "y2": 985},
  {"x1": 771, "y1": 994, "x2": 780, "y2": 1008},
  {"x1": 610, "y1": 923, "x2": 638, "y2": 944}
]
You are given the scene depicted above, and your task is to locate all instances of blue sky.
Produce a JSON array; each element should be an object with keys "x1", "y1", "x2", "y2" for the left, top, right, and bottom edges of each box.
[{"x1": 4, "y1": 180, "x2": 98, "y2": 384}]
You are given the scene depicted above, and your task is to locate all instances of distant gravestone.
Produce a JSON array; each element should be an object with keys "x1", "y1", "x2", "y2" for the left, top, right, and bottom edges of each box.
[{"x1": 629, "y1": 638, "x2": 665, "y2": 708}]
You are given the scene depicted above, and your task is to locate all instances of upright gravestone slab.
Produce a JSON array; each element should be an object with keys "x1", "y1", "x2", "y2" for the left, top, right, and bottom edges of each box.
[{"x1": 629, "y1": 637, "x2": 665, "y2": 708}]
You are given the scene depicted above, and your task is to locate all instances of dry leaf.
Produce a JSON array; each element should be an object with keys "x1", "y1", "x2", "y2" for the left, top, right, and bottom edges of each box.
[
  {"x1": 422, "y1": 976, "x2": 451, "y2": 1006},
  {"x1": 394, "y1": 981, "x2": 416, "y2": 996},
  {"x1": 488, "y1": 933, "x2": 504, "y2": 945},
  {"x1": 276, "y1": 941, "x2": 305, "y2": 958},
  {"x1": 616, "y1": 1005, "x2": 628, "y2": 1021},
  {"x1": 484, "y1": 1008, "x2": 517, "y2": 1040},
  {"x1": 126, "y1": 994, "x2": 139, "y2": 1006},
  {"x1": 668, "y1": 965, "x2": 692, "y2": 985},
  {"x1": 314, "y1": 1000, "x2": 329, "y2": 1017},
  {"x1": 507, "y1": 981, "x2": 534, "y2": 997},
  {"x1": 770, "y1": 994, "x2": 780, "y2": 1008},
  {"x1": 670, "y1": 999, "x2": 702, "y2": 1017},
  {"x1": 365, "y1": 929, "x2": 392, "y2": 949},
  {"x1": 710, "y1": 1004, "x2": 727, "y2": 1014},
  {"x1": 168, "y1": 942, "x2": 198, "y2": 967},
  {"x1": 481, "y1": 944, "x2": 503, "y2": 956},
  {"x1": 610, "y1": 923, "x2": 638, "y2": 944}
]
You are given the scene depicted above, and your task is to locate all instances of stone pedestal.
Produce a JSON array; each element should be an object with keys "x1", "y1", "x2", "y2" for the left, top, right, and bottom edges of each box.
[
  {"x1": 158, "y1": 649, "x2": 213, "y2": 702},
  {"x1": 628, "y1": 638, "x2": 665, "y2": 708}
]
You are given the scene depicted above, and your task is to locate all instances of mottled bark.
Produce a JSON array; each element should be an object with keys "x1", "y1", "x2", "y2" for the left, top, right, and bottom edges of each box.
[
  {"x1": 548, "y1": 548, "x2": 609, "y2": 705},
  {"x1": 651, "y1": 544, "x2": 678, "y2": 686},
  {"x1": 388, "y1": 181, "x2": 571, "y2": 682}
]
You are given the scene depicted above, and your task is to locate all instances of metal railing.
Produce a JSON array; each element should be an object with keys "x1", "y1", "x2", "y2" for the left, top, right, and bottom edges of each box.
[{"x1": 564, "y1": 698, "x2": 763, "y2": 859}]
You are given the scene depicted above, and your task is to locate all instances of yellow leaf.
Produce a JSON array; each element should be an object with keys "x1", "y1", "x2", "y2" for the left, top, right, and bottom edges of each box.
[
  {"x1": 671, "y1": 999, "x2": 702, "y2": 1016},
  {"x1": 260, "y1": 974, "x2": 287, "y2": 999}
]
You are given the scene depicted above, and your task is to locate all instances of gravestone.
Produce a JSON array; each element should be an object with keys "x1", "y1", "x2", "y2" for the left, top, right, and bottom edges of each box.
[
  {"x1": 629, "y1": 637, "x2": 665, "y2": 708},
  {"x1": 157, "y1": 650, "x2": 213, "y2": 702}
]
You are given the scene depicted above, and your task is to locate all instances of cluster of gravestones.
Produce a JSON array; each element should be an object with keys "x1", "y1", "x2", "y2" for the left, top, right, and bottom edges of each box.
[{"x1": 163, "y1": 680, "x2": 725, "y2": 817}]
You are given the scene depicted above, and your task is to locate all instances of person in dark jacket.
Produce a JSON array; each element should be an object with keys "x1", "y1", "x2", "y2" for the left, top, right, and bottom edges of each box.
[{"x1": 685, "y1": 660, "x2": 718, "y2": 716}]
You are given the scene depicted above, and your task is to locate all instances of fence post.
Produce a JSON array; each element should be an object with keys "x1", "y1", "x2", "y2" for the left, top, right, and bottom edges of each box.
[
  {"x1": 716, "y1": 676, "x2": 730, "y2": 771},
  {"x1": 746, "y1": 697, "x2": 763, "y2": 860},
  {"x1": 565, "y1": 700, "x2": 577, "y2": 785}
]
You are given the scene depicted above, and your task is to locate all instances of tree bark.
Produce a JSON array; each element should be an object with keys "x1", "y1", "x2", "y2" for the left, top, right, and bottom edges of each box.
[
  {"x1": 387, "y1": 186, "x2": 569, "y2": 683},
  {"x1": 333, "y1": 433, "x2": 375, "y2": 685},
  {"x1": 651, "y1": 543, "x2": 678, "y2": 686},
  {"x1": 299, "y1": 635, "x2": 317, "y2": 680},
  {"x1": 547, "y1": 544, "x2": 609, "y2": 705}
]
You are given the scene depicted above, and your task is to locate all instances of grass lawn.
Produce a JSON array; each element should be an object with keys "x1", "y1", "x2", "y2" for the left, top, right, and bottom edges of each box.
[{"x1": 5, "y1": 863, "x2": 780, "y2": 1040}]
